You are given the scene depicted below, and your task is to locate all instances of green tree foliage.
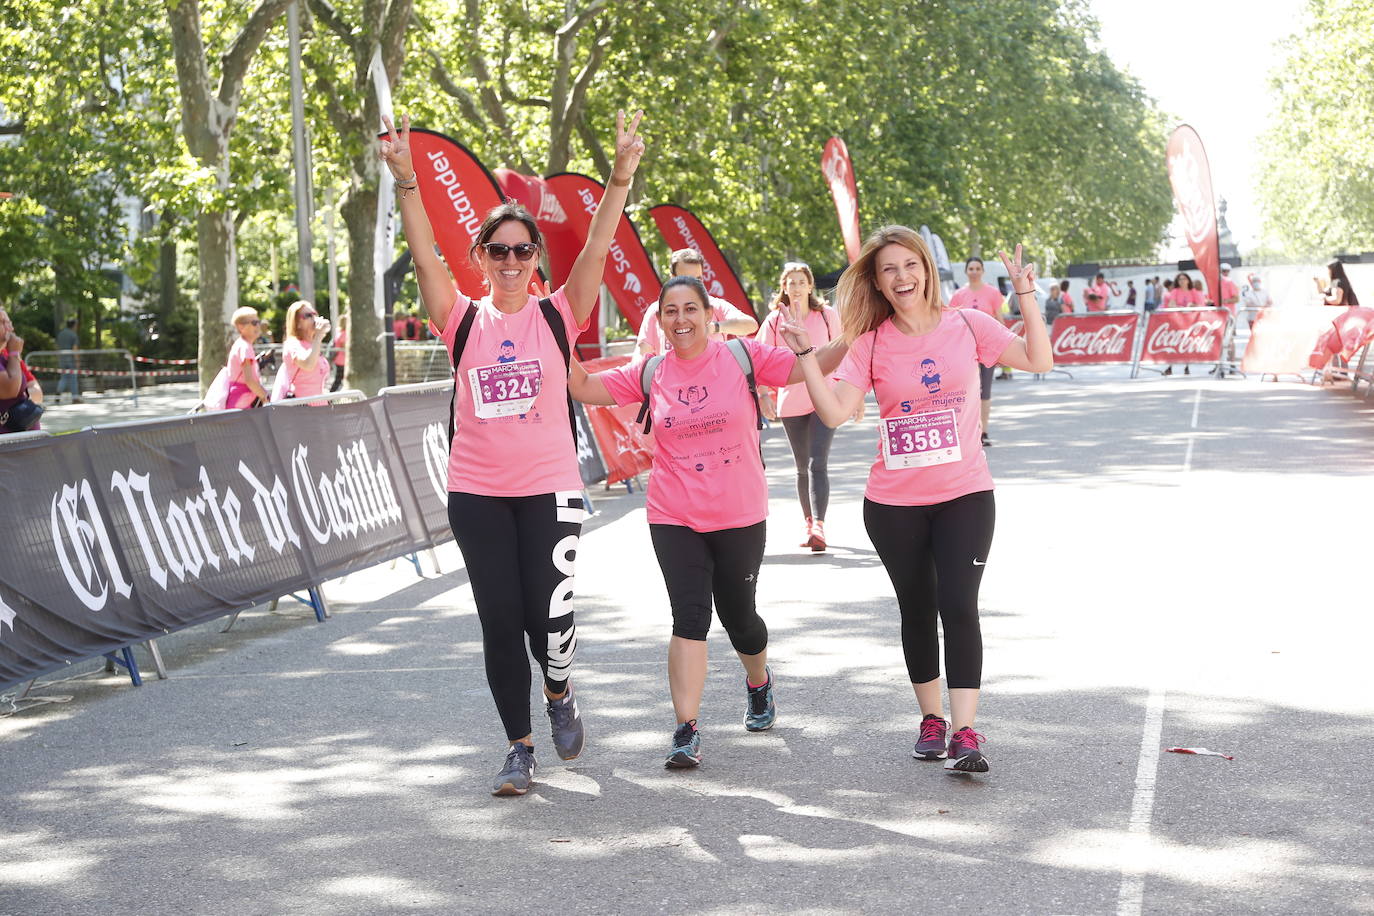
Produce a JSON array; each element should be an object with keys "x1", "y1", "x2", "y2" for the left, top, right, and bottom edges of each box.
[{"x1": 1257, "y1": 0, "x2": 1374, "y2": 256}]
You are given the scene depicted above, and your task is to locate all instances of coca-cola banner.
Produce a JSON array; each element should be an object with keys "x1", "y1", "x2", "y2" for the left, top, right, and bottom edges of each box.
[
  {"x1": 388, "y1": 127, "x2": 506, "y2": 300},
  {"x1": 1166, "y1": 125, "x2": 1221, "y2": 306},
  {"x1": 546, "y1": 173, "x2": 661, "y2": 332},
  {"x1": 1140, "y1": 308, "x2": 1227, "y2": 365},
  {"x1": 821, "y1": 137, "x2": 861, "y2": 264},
  {"x1": 1049, "y1": 311, "x2": 1141, "y2": 365},
  {"x1": 0, "y1": 393, "x2": 461, "y2": 690},
  {"x1": 649, "y1": 204, "x2": 756, "y2": 320}
]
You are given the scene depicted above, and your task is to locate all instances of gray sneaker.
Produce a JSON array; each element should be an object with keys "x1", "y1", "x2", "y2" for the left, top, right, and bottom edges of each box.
[
  {"x1": 492, "y1": 743, "x2": 536, "y2": 796},
  {"x1": 546, "y1": 681, "x2": 586, "y2": 760}
]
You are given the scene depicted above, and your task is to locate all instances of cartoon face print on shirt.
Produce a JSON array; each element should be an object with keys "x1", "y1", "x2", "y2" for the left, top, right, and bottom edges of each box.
[
  {"x1": 677, "y1": 385, "x2": 710, "y2": 412},
  {"x1": 920, "y1": 358, "x2": 942, "y2": 393},
  {"x1": 497, "y1": 339, "x2": 518, "y2": 363}
]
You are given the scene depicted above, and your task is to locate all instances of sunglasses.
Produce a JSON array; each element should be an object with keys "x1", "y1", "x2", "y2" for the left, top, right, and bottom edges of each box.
[
  {"x1": 300, "y1": 311, "x2": 317, "y2": 319},
  {"x1": 483, "y1": 242, "x2": 540, "y2": 262}
]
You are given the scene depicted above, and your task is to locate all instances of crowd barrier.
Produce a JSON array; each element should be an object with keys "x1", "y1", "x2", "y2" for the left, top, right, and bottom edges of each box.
[{"x1": 1040, "y1": 308, "x2": 1241, "y2": 377}]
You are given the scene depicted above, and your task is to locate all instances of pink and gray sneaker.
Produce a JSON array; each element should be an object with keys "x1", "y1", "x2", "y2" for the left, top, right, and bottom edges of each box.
[
  {"x1": 944, "y1": 727, "x2": 989, "y2": 773},
  {"x1": 912, "y1": 713, "x2": 949, "y2": 760}
]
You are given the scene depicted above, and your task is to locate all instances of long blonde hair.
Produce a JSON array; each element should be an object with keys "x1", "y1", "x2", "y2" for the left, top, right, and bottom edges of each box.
[
  {"x1": 836, "y1": 225, "x2": 942, "y2": 342},
  {"x1": 284, "y1": 300, "x2": 317, "y2": 342}
]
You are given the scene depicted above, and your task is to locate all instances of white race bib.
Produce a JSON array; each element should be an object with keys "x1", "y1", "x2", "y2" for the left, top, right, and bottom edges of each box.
[
  {"x1": 468, "y1": 359, "x2": 543, "y2": 419},
  {"x1": 881, "y1": 409, "x2": 961, "y2": 470}
]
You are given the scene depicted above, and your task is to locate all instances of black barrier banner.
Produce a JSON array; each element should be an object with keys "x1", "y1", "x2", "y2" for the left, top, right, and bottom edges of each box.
[
  {"x1": 0, "y1": 396, "x2": 456, "y2": 689},
  {"x1": 573, "y1": 402, "x2": 607, "y2": 488}
]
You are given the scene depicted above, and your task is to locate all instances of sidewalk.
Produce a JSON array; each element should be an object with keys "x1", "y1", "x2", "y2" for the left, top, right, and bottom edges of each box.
[{"x1": 3, "y1": 371, "x2": 1372, "y2": 915}]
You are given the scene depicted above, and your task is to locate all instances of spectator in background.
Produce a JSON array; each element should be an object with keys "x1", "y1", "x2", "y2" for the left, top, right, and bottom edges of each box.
[
  {"x1": 636, "y1": 248, "x2": 758, "y2": 356},
  {"x1": 1126, "y1": 280, "x2": 1137, "y2": 311},
  {"x1": 0, "y1": 306, "x2": 43, "y2": 432},
  {"x1": 1166, "y1": 273, "x2": 1204, "y2": 307},
  {"x1": 329, "y1": 313, "x2": 348, "y2": 392},
  {"x1": 1044, "y1": 282, "x2": 1065, "y2": 324},
  {"x1": 272, "y1": 301, "x2": 332, "y2": 402},
  {"x1": 1219, "y1": 264, "x2": 1241, "y2": 316},
  {"x1": 1143, "y1": 276, "x2": 1161, "y2": 312},
  {"x1": 55, "y1": 317, "x2": 81, "y2": 403},
  {"x1": 1058, "y1": 278, "x2": 1075, "y2": 313},
  {"x1": 1242, "y1": 274, "x2": 1272, "y2": 333},
  {"x1": 950, "y1": 256, "x2": 1006, "y2": 445},
  {"x1": 224, "y1": 307, "x2": 270, "y2": 408},
  {"x1": 1315, "y1": 258, "x2": 1360, "y2": 307},
  {"x1": 1084, "y1": 273, "x2": 1120, "y2": 312},
  {"x1": 392, "y1": 309, "x2": 407, "y2": 342}
]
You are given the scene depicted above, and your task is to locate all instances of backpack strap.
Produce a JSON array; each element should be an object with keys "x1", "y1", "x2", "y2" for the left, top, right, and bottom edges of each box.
[
  {"x1": 635, "y1": 353, "x2": 666, "y2": 433},
  {"x1": 536, "y1": 297, "x2": 579, "y2": 446},
  {"x1": 447, "y1": 302, "x2": 479, "y2": 446},
  {"x1": 726, "y1": 337, "x2": 763, "y2": 432}
]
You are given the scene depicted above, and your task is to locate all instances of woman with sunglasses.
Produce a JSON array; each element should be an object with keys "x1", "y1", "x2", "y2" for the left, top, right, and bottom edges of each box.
[
  {"x1": 224, "y1": 307, "x2": 270, "y2": 409},
  {"x1": 379, "y1": 110, "x2": 644, "y2": 797},
  {"x1": 272, "y1": 301, "x2": 331, "y2": 402},
  {"x1": 780, "y1": 228, "x2": 1052, "y2": 775},
  {"x1": 568, "y1": 276, "x2": 848, "y2": 769},
  {"x1": 756, "y1": 262, "x2": 843, "y2": 551}
]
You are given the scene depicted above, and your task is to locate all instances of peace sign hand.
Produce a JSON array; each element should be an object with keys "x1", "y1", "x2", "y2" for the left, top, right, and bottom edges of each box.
[
  {"x1": 611, "y1": 109, "x2": 645, "y2": 183},
  {"x1": 776, "y1": 297, "x2": 813, "y2": 353},
  {"x1": 379, "y1": 114, "x2": 415, "y2": 182},
  {"x1": 997, "y1": 244, "x2": 1038, "y2": 295}
]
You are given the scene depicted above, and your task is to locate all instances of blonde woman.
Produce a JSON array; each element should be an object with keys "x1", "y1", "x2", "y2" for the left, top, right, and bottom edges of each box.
[
  {"x1": 224, "y1": 307, "x2": 270, "y2": 409},
  {"x1": 780, "y1": 227, "x2": 1051, "y2": 774},
  {"x1": 272, "y1": 301, "x2": 331, "y2": 402}
]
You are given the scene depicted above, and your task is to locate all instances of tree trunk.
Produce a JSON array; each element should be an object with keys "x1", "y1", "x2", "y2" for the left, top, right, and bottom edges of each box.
[
  {"x1": 159, "y1": 232, "x2": 177, "y2": 329},
  {"x1": 341, "y1": 183, "x2": 383, "y2": 395},
  {"x1": 197, "y1": 206, "x2": 239, "y2": 390}
]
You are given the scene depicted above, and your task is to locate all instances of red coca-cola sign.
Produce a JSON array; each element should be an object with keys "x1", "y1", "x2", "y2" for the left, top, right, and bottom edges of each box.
[
  {"x1": 1049, "y1": 312, "x2": 1139, "y2": 365},
  {"x1": 1141, "y1": 309, "x2": 1226, "y2": 364}
]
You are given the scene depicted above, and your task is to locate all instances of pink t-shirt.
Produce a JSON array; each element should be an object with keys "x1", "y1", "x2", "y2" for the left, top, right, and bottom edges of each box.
[
  {"x1": 601, "y1": 338, "x2": 795, "y2": 531},
  {"x1": 281, "y1": 337, "x2": 330, "y2": 399},
  {"x1": 835, "y1": 309, "x2": 1016, "y2": 507},
  {"x1": 948, "y1": 285, "x2": 1004, "y2": 320},
  {"x1": 636, "y1": 296, "x2": 753, "y2": 356},
  {"x1": 1167, "y1": 288, "x2": 1204, "y2": 307},
  {"x1": 225, "y1": 337, "x2": 261, "y2": 409},
  {"x1": 1085, "y1": 282, "x2": 1113, "y2": 312},
  {"x1": 1061, "y1": 290, "x2": 1075, "y2": 313},
  {"x1": 331, "y1": 330, "x2": 347, "y2": 367},
  {"x1": 756, "y1": 305, "x2": 839, "y2": 416},
  {"x1": 439, "y1": 287, "x2": 588, "y2": 497},
  {"x1": 1219, "y1": 278, "x2": 1240, "y2": 314}
]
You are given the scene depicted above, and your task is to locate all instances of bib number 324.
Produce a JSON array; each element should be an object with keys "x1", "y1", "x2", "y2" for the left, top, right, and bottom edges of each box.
[
  {"x1": 469, "y1": 359, "x2": 542, "y2": 419},
  {"x1": 881, "y1": 409, "x2": 961, "y2": 470}
]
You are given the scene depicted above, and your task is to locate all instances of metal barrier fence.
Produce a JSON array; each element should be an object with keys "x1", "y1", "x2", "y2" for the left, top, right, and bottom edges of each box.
[{"x1": 25, "y1": 348, "x2": 139, "y2": 404}]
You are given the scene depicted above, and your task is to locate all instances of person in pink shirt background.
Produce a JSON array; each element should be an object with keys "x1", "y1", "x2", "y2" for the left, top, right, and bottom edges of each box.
[
  {"x1": 224, "y1": 307, "x2": 270, "y2": 409},
  {"x1": 272, "y1": 300, "x2": 331, "y2": 402},
  {"x1": 785, "y1": 226, "x2": 1052, "y2": 775},
  {"x1": 636, "y1": 248, "x2": 758, "y2": 356},
  {"x1": 380, "y1": 108, "x2": 644, "y2": 797},
  {"x1": 756, "y1": 261, "x2": 844, "y2": 551},
  {"x1": 571, "y1": 274, "x2": 847, "y2": 769},
  {"x1": 1083, "y1": 272, "x2": 1120, "y2": 312},
  {"x1": 1166, "y1": 273, "x2": 1205, "y2": 308},
  {"x1": 949, "y1": 256, "x2": 1006, "y2": 446},
  {"x1": 1059, "y1": 278, "x2": 1075, "y2": 313}
]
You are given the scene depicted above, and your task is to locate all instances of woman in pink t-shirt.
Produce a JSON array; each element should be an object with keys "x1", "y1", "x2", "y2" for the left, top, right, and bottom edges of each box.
[
  {"x1": 757, "y1": 261, "x2": 843, "y2": 551},
  {"x1": 272, "y1": 300, "x2": 332, "y2": 402},
  {"x1": 224, "y1": 307, "x2": 270, "y2": 409},
  {"x1": 570, "y1": 275, "x2": 847, "y2": 769},
  {"x1": 785, "y1": 226, "x2": 1052, "y2": 775},
  {"x1": 949, "y1": 256, "x2": 1008, "y2": 447},
  {"x1": 380, "y1": 109, "x2": 644, "y2": 796}
]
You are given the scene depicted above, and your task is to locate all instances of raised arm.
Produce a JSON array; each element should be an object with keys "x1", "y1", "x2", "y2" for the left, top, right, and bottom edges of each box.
[
  {"x1": 380, "y1": 114, "x2": 460, "y2": 333},
  {"x1": 713, "y1": 299, "x2": 759, "y2": 337},
  {"x1": 565, "y1": 110, "x2": 646, "y2": 326},
  {"x1": 992, "y1": 246, "x2": 1053, "y2": 373},
  {"x1": 567, "y1": 358, "x2": 618, "y2": 406},
  {"x1": 775, "y1": 301, "x2": 865, "y2": 427}
]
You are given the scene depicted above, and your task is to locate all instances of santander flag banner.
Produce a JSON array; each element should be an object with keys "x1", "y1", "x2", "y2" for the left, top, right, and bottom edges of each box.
[
  {"x1": 821, "y1": 137, "x2": 861, "y2": 264},
  {"x1": 546, "y1": 173, "x2": 660, "y2": 331},
  {"x1": 1166, "y1": 125, "x2": 1221, "y2": 304},
  {"x1": 385, "y1": 128, "x2": 507, "y2": 300},
  {"x1": 1140, "y1": 308, "x2": 1227, "y2": 364},
  {"x1": 1049, "y1": 312, "x2": 1140, "y2": 365},
  {"x1": 493, "y1": 169, "x2": 582, "y2": 289},
  {"x1": 649, "y1": 204, "x2": 756, "y2": 319}
]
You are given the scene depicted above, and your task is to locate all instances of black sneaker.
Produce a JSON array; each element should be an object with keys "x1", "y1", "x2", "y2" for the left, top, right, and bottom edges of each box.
[
  {"x1": 944, "y1": 727, "x2": 989, "y2": 774},
  {"x1": 665, "y1": 721, "x2": 702, "y2": 769},
  {"x1": 492, "y1": 743, "x2": 536, "y2": 796},
  {"x1": 744, "y1": 667, "x2": 776, "y2": 731},
  {"x1": 980, "y1": 432, "x2": 992, "y2": 447},
  {"x1": 911, "y1": 713, "x2": 949, "y2": 760},
  {"x1": 545, "y1": 681, "x2": 585, "y2": 760}
]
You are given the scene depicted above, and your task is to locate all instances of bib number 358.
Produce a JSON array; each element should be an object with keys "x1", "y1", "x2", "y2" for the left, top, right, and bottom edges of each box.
[{"x1": 881, "y1": 409, "x2": 961, "y2": 470}]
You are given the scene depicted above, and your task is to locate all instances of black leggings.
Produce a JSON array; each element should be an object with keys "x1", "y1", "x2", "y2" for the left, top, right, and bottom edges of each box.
[
  {"x1": 863, "y1": 491, "x2": 995, "y2": 689},
  {"x1": 781, "y1": 412, "x2": 835, "y2": 520},
  {"x1": 448, "y1": 491, "x2": 584, "y2": 742},
  {"x1": 329, "y1": 364, "x2": 344, "y2": 392},
  {"x1": 649, "y1": 522, "x2": 768, "y2": 656}
]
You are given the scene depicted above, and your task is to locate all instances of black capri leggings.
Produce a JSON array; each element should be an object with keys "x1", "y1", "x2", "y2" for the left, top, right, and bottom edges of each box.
[
  {"x1": 781, "y1": 412, "x2": 836, "y2": 520},
  {"x1": 649, "y1": 521, "x2": 768, "y2": 656},
  {"x1": 448, "y1": 491, "x2": 584, "y2": 742},
  {"x1": 863, "y1": 490, "x2": 995, "y2": 689}
]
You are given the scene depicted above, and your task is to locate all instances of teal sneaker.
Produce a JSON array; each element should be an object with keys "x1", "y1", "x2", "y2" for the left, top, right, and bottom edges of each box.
[
  {"x1": 665, "y1": 721, "x2": 702, "y2": 769},
  {"x1": 744, "y1": 667, "x2": 776, "y2": 731}
]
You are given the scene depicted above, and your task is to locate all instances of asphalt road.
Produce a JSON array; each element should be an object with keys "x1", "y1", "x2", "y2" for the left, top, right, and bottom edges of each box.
[{"x1": 3, "y1": 369, "x2": 1372, "y2": 915}]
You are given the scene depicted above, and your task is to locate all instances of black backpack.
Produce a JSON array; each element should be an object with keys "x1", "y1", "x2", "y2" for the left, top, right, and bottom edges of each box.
[{"x1": 446, "y1": 298, "x2": 577, "y2": 448}]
